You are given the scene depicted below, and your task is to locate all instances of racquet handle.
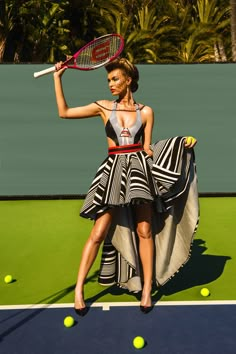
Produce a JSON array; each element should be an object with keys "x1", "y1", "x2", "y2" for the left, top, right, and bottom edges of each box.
[{"x1": 33, "y1": 66, "x2": 56, "y2": 78}]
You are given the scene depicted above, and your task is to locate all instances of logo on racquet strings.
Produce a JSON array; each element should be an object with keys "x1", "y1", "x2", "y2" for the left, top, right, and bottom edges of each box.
[{"x1": 92, "y1": 40, "x2": 111, "y2": 62}]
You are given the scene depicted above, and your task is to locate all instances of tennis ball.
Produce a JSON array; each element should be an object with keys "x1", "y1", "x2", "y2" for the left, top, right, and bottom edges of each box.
[
  {"x1": 200, "y1": 288, "x2": 210, "y2": 297},
  {"x1": 133, "y1": 336, "x2": 145, "y2": 349},
  {"x1": 64, "y1": 316, "x2": 75, "y2": 328},
  {"x1": 4, "y1": 275, "x2": 13, "y2": 284},
  {"x1": 186, "y1": 136, "x2": 192, "y2": 145}
]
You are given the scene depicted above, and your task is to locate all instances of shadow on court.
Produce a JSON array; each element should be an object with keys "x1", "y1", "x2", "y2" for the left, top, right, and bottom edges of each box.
[
  {"x1": 0, "y1": 274, "x2": 127, "y2": 343},
  {"x1": 159, "y1": 238, "x2": 231, "y2": 296},
  {"x1": 0, "y1": 272, "x2": 124, "y2": 343},
  {"x1": 0, "y1": 284, "x2": 75, "y2": 342},
  {"x1": 87, "y1": 237, "x2": 231, "y2": 303}
]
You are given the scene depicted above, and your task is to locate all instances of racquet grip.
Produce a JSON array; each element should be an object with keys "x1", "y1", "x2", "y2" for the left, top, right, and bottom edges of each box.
[{"x1": 33, "y1": 66, "x2": 56, "y2": 78}]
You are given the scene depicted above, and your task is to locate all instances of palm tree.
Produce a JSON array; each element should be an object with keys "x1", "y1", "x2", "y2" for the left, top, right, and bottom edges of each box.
[
  {"x1": 87, "y1": 0, "x2": 128, "y2": 36},
  {"x1": 0, "y1": 0, "x2": 234, "y2": 63},
  {"x1": 177, "y1": 28, "x2": 216, "y2": 62},
  {"x1": 85, "y1": 0, "x2": 178, "y2": 63},
  {"x1": 19, "y1": 0, "x2": 70, "y2": 63},
  {"x1": 174, "y1": 0, "x2": 230, "y2": 62},
  {"x1": 194, "y1": 0, "x2": 230, "y2": 61},
  {"x1": 157, "y1": 0, "x2": 194, "y2": 62},
  {"x1": 0, "y1": 0, "x2": 21, "y2": 62},
  {"x1": 130, "y1": 4, "x2": 176, "y2": 63}
]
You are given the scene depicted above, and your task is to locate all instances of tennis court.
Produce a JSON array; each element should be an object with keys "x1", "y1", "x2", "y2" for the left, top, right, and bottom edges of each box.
[{"x1": 0, "y1": 197, "x2": 236, "y2": 353}]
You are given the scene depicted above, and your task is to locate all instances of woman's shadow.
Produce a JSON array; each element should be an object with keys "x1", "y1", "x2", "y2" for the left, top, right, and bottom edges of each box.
[
  {"x1": 156, "y1": 238, "x2": 231, "y2": 297},
  {"x1": 86, "y1": 237, "x2": 231, "y2": 304}
]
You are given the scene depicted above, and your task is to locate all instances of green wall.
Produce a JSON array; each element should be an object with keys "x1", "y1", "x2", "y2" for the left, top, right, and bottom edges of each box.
[{"x1": 0, "y1": 63, "x2": 235, "y2": 195}]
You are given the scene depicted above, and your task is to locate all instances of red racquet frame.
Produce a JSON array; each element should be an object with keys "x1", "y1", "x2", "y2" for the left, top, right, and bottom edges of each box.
[{"x1": 34, "y1": 34, "x2": 124, "y2": 78}]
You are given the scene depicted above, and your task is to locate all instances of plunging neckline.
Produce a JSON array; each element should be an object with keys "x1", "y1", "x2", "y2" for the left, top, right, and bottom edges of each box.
[{"x1": 114, "y1": 101, "x2": 139, "y2": 129}]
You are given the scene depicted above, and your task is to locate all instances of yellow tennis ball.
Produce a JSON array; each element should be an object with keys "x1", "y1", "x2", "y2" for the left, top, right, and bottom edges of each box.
[
  {"x1": 4, "y1": 275, "x2": 13, "y2": 284},
  {"x1": 200, "y1": 288, "x2": 210, "y2": 297},
  {"x1": 133, "y1": 336, "x2": 145, "y2": 349},
  {"x1": 186, "y1": 136, "x2": 192, "y2": 145},
  {"x1": 64, "y1": 316, "x2": 75, "y2": 328}
]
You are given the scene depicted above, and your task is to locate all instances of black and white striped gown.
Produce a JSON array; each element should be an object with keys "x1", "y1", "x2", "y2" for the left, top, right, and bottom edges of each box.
[
  {"x1": 80, "y1": 101, "x2": 158, "y2": 219},
  {"x1": 80, "y1": 102, "x2": 199, "y2": 291}
]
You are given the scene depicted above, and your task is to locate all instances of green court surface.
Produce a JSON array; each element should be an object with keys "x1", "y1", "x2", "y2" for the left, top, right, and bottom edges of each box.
[{"x1": 0, "y1": 197, "x2": 235, "y2": 306}]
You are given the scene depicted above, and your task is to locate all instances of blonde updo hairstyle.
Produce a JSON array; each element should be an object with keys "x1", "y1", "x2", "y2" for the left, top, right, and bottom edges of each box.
[{"x1": 105, "y1": 58, "x2": 139, "y2": 93}]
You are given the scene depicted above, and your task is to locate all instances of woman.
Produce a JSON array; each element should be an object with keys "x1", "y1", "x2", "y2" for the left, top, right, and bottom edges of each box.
[{"x1": 53, "y1": 58, "x2": 197, "y2": 316}]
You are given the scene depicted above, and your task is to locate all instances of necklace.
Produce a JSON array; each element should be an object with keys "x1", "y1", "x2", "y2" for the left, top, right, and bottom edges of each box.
[{"x1": 115, "y1": 100, "x2": 137, "y2": 112}]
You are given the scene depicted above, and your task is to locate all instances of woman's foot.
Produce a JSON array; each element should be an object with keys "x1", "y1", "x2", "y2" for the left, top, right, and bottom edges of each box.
[
  {"x1": 140, "y1": 290, "x2": 153, "y2": 314},
  {"x1": 74, "y1": 306, "x2": 88, "y2": 317},
  {"x1": 74, "y1": 292, "x2": 88, "y2": 317}
]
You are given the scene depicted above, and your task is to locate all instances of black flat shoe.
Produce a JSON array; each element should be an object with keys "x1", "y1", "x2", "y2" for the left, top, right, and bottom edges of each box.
[
  {"x1": 74, "y1": 306, "x2": 88, "y2": 317},
  {"x1": 140, "y1": 305, "x2": 153, "y2": 314}
]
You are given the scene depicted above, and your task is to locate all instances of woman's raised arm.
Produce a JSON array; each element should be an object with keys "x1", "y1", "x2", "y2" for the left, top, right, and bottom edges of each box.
[{"x1": 53, "y1": 67, "x2": 100, "y2": 119}]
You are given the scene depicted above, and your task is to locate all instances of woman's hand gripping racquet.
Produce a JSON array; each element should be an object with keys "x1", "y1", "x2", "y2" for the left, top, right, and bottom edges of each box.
[{"x1": 33, "y1": 33, "x2": 124, "y2": 78}]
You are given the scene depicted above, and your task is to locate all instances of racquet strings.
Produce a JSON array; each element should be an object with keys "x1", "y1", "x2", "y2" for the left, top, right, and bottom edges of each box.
[{"x1": 75, "y1": 35, "x2": 123, "y2": 69}]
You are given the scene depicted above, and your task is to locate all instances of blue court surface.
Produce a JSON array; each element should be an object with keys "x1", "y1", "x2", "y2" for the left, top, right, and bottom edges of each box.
[{"x1": 0, "y1": 302, "x2": 236, "y2": 354}]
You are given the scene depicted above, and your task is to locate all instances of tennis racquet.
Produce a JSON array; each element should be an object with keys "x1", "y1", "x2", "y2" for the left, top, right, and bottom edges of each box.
[{"x1": 33, "y1": 33, "x2": 124, "y2": 78}]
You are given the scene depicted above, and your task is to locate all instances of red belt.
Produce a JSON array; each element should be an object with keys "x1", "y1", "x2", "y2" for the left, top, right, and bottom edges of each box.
[{"x1": 108, "y1": 143, "x2": 143, "y2": 155}]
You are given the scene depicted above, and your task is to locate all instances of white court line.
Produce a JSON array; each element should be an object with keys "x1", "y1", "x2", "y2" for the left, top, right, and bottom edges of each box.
[{"x1": 0, "y1": 300, "x2": 236, "y2": 311}]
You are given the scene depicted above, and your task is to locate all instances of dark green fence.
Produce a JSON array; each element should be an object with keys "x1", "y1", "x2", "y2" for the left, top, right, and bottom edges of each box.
[{"x1": 0, "y1": 63, "x2": 235, "y2": 196}]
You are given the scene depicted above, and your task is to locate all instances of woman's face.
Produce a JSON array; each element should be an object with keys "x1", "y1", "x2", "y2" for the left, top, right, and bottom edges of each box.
[{"x1": 107, "y1": 69, "x2": 131, "y2": 96}]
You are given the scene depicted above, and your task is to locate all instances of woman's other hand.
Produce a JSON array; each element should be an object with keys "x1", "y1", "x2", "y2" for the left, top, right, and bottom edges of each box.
[
  {"x1": 184, "y1": 136, "x2": 197, "y2": 148},
  {"x1": 144, "y1": 147, "x2": 153, "y2": 157}
]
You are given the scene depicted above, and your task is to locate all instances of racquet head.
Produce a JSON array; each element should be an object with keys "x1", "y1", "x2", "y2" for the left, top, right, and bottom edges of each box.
[
  {"x1": 64, "y1": 33, "x2": 124, "y2": 71},
  {"x1": 33, "y1": 33, "x2": 124, "y2": 78}
]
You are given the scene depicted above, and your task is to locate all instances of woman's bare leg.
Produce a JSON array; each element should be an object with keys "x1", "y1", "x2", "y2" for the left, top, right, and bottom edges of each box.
[
  {"x1": 75, "y1": 210, "x2": 113, "y2": 309},
  {"x1": 134, "y1": 203, "x2": 154, "y2": 308}
]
